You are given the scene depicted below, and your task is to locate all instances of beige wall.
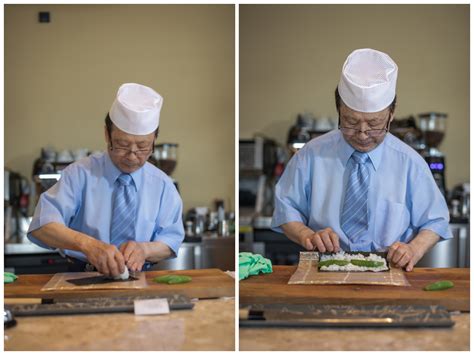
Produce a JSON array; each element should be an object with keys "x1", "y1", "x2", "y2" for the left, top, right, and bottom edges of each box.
[
  {"x1": 5, "y1": 4, "x2": 235, "y2": 212},
  {"x1": 240, "y1": 4, "x2": 469, "y2": 190}
]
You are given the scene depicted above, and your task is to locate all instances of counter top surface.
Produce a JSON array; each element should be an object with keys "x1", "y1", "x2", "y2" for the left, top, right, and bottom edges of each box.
[
  {"x1": 4, "y1": 242, "x2": 56, "y2": 255},
  {"x1": 5, "y1": 268, "x2": 235, "y2": 300},
  {"x1": 240, "y1": 266, "x2": 470, "y2": 311},
  {"x1": 239, "y1": 312, "x2": 469, "y2": 351},
  {"x1": 5, "y1": 298, "x2": 235, "y2": 351}
]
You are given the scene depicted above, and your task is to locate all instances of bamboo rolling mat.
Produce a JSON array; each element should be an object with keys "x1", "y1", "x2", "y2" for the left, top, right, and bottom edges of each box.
[{"x1": 288, "y1": 252, "x2": 410, "y2": 286}]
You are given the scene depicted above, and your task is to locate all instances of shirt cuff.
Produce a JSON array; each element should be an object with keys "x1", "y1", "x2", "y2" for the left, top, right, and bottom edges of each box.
[
  {"x1": 152, "y1": 228, "x2": 184, "y2": 259},
  {"x1": 271, "y1": 209, "x2": 306, "y2": 233},
  {"x1": 419, "y1": 221, "x2": 453, "y2": 240},
  {"x1": 27, "y1": 214, "x2": 66, "y2": 250}
]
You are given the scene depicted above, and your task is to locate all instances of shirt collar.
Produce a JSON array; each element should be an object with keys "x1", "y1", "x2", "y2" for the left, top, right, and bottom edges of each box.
[
  {"x1": 337, "y1": 130, "x2": 386, "y2": 171},
  {"x1": 103, "y1": 151, "x2": 143, "y2": 191}
]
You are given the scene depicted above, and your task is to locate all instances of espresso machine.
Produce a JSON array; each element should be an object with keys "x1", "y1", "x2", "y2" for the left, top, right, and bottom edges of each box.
[
  {"x1": 418, "y1": 112, "x2": 448, "y2": 196},
  {"x1": 389, "y1": 115, "x2": 423, "y2": 151},
  {"x1": 149, "y1": 143, "x2": 179, "y2": 191},
  {"x1": 4, "y1": 169, "x2": 30, "y2": 244},
  {"x1": 239, "y1": 136, "x2": 279, "y2": 229},
  {"x1": 287, "y1": 113, "x2": 336, "y2": 154}
]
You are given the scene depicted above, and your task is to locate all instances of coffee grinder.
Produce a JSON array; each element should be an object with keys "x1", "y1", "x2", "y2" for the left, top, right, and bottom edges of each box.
[
  {"x1": 418, "y1": 112, "x2": 447, "y2": 196},
  {"x1": 149, "y1": 143, "x2": 179, "y2": 191}
]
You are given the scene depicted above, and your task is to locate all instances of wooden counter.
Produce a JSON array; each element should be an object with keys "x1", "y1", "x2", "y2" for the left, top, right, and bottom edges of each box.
[
  {"x1": 5, "y1": 268, "x2": 234, "y2": 300},
  {"x1": 240, "y1": 266, "x2": 470, "y2": 311},
  {"x1": 4, "y1": 269, "x2": 235, "y2": 350},
  {"x1": 5, "y1": 298, "x2": 235, "y2": 351},
  {"x1": 239, "y1": 266, "x2": 469, "y2": 351}
]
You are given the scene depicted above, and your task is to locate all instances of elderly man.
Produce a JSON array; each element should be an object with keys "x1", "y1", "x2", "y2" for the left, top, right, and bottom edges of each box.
[
  {"x1": 28, "y1": 83, "x2": 184, "y2": 277},
  {"x1": 272, "y1": 48, "x2": 451, "y2": 271}
]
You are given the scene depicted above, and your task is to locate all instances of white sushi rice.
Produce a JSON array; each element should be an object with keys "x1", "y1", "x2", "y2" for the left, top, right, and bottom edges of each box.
[{"x1": 319, "y1": 251, "x2": 388, "y2": 272}]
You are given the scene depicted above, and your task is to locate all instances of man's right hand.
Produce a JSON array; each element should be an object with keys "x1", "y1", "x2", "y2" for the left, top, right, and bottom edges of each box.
[
  {"x1": 301, "y1": 227, "x2": 341, "y2": 253},
  {"x1": 30, "y1": 223, "x2": 126, "y2": 277},
  {"x1": 81, "y1": 239, "x2": 126, "y2": 277}
]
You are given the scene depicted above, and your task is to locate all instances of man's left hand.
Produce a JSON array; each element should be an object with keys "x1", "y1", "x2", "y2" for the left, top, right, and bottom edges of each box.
[
  {"x1": 119, "y1": 241, "x2": 147, "y2": 272},
  {"x1": 387, "y1": 242, "x2": 423, "y2": 272}
]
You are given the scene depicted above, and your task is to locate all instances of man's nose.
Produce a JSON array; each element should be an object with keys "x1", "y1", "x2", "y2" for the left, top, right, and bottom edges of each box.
[
  {"x1": 356, "y1": 128, "x2": 370, "y2": 139},
  {"x1": 125, "y1": 150, "x2": 140, "y2": 160}
]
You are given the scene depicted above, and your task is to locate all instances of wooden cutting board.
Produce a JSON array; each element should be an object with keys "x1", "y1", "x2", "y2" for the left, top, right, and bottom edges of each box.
[
  {"x1": 240, "y1": 266, "x2": 469, "y2": 312},
  {"x1": 5, "y1": 269, "x2": 234, "y2": 301}
]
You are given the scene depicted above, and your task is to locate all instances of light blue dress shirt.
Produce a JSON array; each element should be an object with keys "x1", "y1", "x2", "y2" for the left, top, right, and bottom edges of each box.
[
  {"x1": 27, "y1": 151, "x2": 184, "y2": 262},
  {"x1": 272, "y1": 130, "x2": 452, "y2": 252}
]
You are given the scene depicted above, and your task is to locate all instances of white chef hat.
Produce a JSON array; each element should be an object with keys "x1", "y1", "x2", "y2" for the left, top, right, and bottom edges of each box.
[
  {"x1": 338, "y1": 48, "x2": 398, "y2": 113},
  {"x1": 109, "y1": 83, "x2": 163, "y2": 135}
]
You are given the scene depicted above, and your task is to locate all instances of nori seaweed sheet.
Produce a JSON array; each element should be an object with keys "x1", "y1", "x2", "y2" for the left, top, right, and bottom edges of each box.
[{"x1": 66, "y1": 275, "x2": 139, "y2": 286}]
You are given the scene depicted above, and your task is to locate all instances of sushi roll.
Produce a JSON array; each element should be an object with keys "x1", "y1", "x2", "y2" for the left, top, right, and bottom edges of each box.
[{"x1": 318, "y1": 251, "x2": 389, "y2": 272}]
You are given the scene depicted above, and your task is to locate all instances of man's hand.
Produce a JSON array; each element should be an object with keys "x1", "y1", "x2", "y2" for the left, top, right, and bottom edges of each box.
[
  {"x1": 119, "y1": 241, "x2": 147, "y2": 272},
  {"x1": 387, "y1": 242, "x2": 424, "y2": 272},
  {"x1": 81, "y1": 239, "x2": 126, "y2": 277},
  {"x1": 301, "y1": 227, "x2": 341, "y2": 253}
]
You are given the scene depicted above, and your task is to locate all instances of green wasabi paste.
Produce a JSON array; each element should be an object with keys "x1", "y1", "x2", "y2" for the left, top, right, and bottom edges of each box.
[
  {"x1": 153, "y1": 274, "x2": 192, "y2": 284},
  {"x1": 318, "y1": 260, "x2": 350, "y2": 267},
  {"x1": 349, "y1": 259, "x2": 385, "y2": 268}
]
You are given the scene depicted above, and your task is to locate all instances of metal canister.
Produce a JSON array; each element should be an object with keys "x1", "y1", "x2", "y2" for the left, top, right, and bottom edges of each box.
[
  {"x1": 185, "y1": 221, "x2": 194, "y2": 236},
  {"x1": 194, "y1": 215, "x2": 205, "y2": 236},
  {"x1": 218, "y1": 220, "x2": 230, "y2": 237}
]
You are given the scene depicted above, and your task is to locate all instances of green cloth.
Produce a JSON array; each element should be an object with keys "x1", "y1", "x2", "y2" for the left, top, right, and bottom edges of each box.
[
  {"x1": 4, "y1": 272, "x2": 18, "y2": 284},
  {"x1": 239, "y1": 252, "x2": 272, "y2": 281}
]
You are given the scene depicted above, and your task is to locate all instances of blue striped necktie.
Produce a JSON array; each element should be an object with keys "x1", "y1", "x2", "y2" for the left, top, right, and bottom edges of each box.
[
  {"x1": 340, "y1": 151, "x2": 370, "y2": 242},
  {"x1": 110, "y1": 173, "x2": 137, "y2": 247}
]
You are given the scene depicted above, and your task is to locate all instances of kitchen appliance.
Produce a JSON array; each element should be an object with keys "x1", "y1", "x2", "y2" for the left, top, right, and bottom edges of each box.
[
  {"x1": 151, "y1": 236, "x2": 235, "y2": 271},
  {"x1": 417, "y1": 222, "x2": 469, "y2": 268},
  {"x1": 287, "y1": 113, "x2": 314, "y2": 152},
  {"x1": 4, "y1": 170, "x2": 30, "y2": 244},
  {"x1": 418, "y1": 112, "x2": 448, "y2": 196},
  {"x1": 448, "y1": 183, "x2": 470, "y2": 223},
  {"x1": 240, "y1": 136, "x2": 278, "y2": 222},
  {"x1": 287, "y1": 113, "x2": 336, "y2": 153},
  {"x1": 239, "y1": 136, "x2": 278, "y2": 175},
  {"x1": 4, "y1": 241, "x2": 71, "y2": 274},
  {"x1": 32, "y1": 147, "x2": 75, "y2": 204},
  {"x1": 149, "y1": 143, "x2": 179, "y2": 191},
  {"x1": 389, "y1": 115, "x2": 423, "y2": 151},
  {"x1": 215, "y1": 199, "x2": 231, "y2": 237},
  {"x1": 240, "y1": 173, "x2": 275, "y2": 228},
  {"x1": 390, "y1": 113, "x2": 448, "y2": 197},
  {"x1": 185, "y1": 207, "x2": 208, "y2": 238},
  {"x1": 183, "y1": 201, "x2": 235, "y2": 239},
  {"x1": 151, "y1": 143, "x2": 178, "y2": 175}
]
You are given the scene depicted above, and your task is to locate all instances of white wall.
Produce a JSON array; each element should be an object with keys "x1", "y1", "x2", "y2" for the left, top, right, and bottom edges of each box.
[
  {"x1": 240, "y1": 4, "x2": 469, "y2": 189},
  {"x1": 5, "y1": 4, "x2": 235, "y2": 212}
]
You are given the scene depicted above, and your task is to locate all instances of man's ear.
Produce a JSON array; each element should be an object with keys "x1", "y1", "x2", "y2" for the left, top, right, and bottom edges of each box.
[
  {"x1": 104, "y1": 126, "x2": 111, "y2": 148},
  {"x1": 389, "y1": 111, "x2": 395, "y2": 123}
]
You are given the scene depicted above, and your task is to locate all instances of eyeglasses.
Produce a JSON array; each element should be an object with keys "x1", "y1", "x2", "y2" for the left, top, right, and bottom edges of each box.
[
  {"x1": 111, "y1": 146, "x2": 153, "y2": 158},
  {"x1": 107, "y1": 130, "x2": 155, "y2": 158},
  {"x1": 339, "y1": 114, "x2": 391, "y2": 137}
]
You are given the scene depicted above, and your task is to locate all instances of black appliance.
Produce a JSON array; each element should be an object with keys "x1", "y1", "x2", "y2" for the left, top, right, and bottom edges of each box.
[{"x1": 418, "y1": 112, "x2": 447, "y2": 196}]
